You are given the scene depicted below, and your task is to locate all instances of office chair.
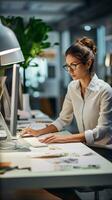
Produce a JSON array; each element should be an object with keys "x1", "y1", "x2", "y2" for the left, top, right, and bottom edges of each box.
[{"x1": 75, "y1": 144, "x2": 112, "y2": 200}]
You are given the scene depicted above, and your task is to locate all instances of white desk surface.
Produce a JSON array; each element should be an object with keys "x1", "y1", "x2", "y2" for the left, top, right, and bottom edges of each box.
[{"x1": 0, "y1": 142, "x2": 112, "y2": 190}]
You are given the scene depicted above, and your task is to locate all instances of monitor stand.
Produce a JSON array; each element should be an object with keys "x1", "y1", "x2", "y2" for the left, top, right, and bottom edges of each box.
[
  {"x1": 0, "y1": 138, "x2": 30, "y2": 152},
  {"x1": 0, "y1": 139, "x2": 17, "y2": 150}
]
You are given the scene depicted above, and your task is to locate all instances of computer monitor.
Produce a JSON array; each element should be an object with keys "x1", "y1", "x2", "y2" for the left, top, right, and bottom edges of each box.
[
  {"x1": 10, "y1": 64, "x2": 20, "y2": 135},
  {"x1": 0, "y1": 64, "x2": 21, "y2": 136},
  {"x1": 0, "y1": 65, "x2": 22, "y2": 150}
]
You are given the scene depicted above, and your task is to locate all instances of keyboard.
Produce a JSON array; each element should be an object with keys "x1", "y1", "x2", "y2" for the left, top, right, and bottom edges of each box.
[{"x1": 18, "y1": 137, "x2": 48, "y2": 148}]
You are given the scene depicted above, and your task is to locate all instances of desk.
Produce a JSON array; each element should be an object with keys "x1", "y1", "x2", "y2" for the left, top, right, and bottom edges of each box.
[{"x1": 0, "y1": 142, "x2": 112, "y2": 191}]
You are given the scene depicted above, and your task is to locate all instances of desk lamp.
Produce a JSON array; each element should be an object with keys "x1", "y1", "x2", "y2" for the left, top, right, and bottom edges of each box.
[{"x1": 0, "y1": 22, "x2": 24, "y2": 149}]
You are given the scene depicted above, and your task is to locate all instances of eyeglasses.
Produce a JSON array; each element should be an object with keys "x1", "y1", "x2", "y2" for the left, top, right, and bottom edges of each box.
[{"x1": 63, "y1": 62, "x2": 81, "y2": 72}]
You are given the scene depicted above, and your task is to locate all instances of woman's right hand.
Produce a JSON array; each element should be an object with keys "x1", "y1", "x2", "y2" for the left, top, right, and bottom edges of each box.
[
  {"x1": 19, "y1": 124, "x2": 57, "y2": 138},
  {"x1": 20, "y1": 128, "x2": 41, "y2": 137}
]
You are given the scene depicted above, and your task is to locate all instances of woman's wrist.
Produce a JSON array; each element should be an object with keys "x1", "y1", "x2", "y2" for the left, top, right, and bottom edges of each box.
[
  {"x1": 33, "y1": 124, "x2": 57, "y2": 137},
  {"x1": 35, "y1": 129, "x2": 44, "y2": 136},
  {"x1": 35, "y1": 126, "x2": 52, "y2": 136},
  {"x1": 75, "y1": 133, "x2": 85, "y2": 142},
  {"x1": 67, "y1": 133, "x2": 85, "y2": 142}
]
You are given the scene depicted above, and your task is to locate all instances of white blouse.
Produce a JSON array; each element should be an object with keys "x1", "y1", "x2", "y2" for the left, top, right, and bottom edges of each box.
[{"x1": 52, "y1": 74, "x2": 112, "y2": 144}]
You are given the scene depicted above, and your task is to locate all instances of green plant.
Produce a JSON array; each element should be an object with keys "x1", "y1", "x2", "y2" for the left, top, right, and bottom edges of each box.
[{"x1": 1, "y1": 16, "x2": 58, "y2": 93}]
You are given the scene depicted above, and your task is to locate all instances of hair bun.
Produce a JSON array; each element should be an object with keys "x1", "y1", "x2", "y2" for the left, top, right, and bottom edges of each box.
[{"x1": 77, "y1": 37, "x2": 97, "y2": 55}]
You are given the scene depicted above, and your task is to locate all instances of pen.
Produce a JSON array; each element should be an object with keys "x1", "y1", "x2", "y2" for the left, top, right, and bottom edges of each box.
[
  {"x1": 73, "y1": 164, "x2": 100, "y2": 169},
  {"x1": 0, "y1": 166, "x2": 31, "y2": 174}
]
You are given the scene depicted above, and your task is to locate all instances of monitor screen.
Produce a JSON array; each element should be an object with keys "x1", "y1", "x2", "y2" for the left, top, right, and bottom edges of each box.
[
  {"x1": 0, "y1": 65, "x2": 22, "y2": 136},
  {"x1": 0, "y1": 68, "x2": 12, "y2": 127}
]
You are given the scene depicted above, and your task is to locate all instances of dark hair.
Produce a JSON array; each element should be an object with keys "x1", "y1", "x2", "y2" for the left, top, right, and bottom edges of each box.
[{"x1": 65, "y1": 37, "x2": 97, "y2": 74}]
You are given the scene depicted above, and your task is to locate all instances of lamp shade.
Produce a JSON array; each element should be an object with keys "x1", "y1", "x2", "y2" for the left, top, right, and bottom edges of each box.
[
  {"x1": 0, "y1": 49, "x2": 24, "y2": 66},
  {"x1": 105, "y1": 53, "x2": 112, "y2": 67},
  {"x1": 0, "y1": 23, "x2": 20, "y2": 56}
]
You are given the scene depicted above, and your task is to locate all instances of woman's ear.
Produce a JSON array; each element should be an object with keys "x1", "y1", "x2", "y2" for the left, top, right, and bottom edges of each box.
[{"x1": 87, "y1": 59, "x2": 92, "y2": 68}]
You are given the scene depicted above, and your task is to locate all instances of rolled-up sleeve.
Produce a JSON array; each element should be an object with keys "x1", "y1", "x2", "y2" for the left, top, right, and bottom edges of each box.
[{"x1": 85, "y1": 87, "x2": 112, "y2": 144}]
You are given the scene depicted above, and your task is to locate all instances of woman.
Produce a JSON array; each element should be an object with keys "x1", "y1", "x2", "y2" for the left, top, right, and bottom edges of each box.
[{"x1": 21, "y1": 37, "x2": 112, "y2": 145}]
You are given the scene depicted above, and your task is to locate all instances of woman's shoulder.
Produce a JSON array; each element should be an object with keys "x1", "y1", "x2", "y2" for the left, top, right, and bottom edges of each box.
[
  {"x1": 98, "y1": 79, "x2": 112, "y2": 98},
  {"x1": 98, "y1": 78, "x2": 112, "y2": 90}
]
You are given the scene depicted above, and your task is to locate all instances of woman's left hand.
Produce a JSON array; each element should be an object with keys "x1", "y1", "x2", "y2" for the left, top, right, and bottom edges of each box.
[{"x1": 39, "y1": 134, "x2": 70, "y2": 144}]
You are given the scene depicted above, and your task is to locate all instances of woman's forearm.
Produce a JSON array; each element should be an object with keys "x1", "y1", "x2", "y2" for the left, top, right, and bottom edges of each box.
[
  {"x1": 36, "y1": 124, "x2": 58, "y2": 136},
  {"x1": 20, "y1": 124, "x2": 59, "y2": 137},
  {"x1": 39, "y1": 132, "x2": 86, "y2": 144},
  {"x1": 67, "y1": 133, "x2": 86, "y2": 142}
]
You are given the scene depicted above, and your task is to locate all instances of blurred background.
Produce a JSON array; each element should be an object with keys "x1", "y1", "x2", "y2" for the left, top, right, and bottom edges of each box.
[
  {"x1": 0, "y1": 0, "x2": 112, "y2": 119},
  {"x1": 0, "y1": 1, "x2": 112, "y2": 199}
]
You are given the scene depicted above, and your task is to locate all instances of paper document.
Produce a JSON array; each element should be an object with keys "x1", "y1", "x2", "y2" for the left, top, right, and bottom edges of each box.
[
  {"x1": 22, "y1": 137, "x2": 48, "y2": 148},
  {"x1": 29, "y1": 146, "x2": 68, "y2": 158}
]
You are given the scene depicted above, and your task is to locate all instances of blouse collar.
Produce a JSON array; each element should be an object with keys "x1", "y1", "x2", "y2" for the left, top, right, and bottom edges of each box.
[{"x1": 75, "y1": 74, "x2": 100, "y2": 91}]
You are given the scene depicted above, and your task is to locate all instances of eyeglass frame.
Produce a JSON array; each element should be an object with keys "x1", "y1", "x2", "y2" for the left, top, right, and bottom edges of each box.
[{"x1": 63, "y1": 62, "x2": 82, "y2": 72}]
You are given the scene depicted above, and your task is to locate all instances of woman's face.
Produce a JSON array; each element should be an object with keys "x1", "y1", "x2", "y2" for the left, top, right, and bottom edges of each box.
[{"x1": 65, "y1": 54, "x2": 90, "y2": 80}]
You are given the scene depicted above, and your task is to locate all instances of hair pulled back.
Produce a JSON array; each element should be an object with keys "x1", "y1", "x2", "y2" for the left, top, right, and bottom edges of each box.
[{"x1": 65, "y1": 37, "x2": 97, "y2": 74}]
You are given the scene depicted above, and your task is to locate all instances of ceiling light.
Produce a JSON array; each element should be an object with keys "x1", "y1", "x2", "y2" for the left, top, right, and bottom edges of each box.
[{"x1": 84, "y1": 25, "x2": 91, "y2": 31}]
